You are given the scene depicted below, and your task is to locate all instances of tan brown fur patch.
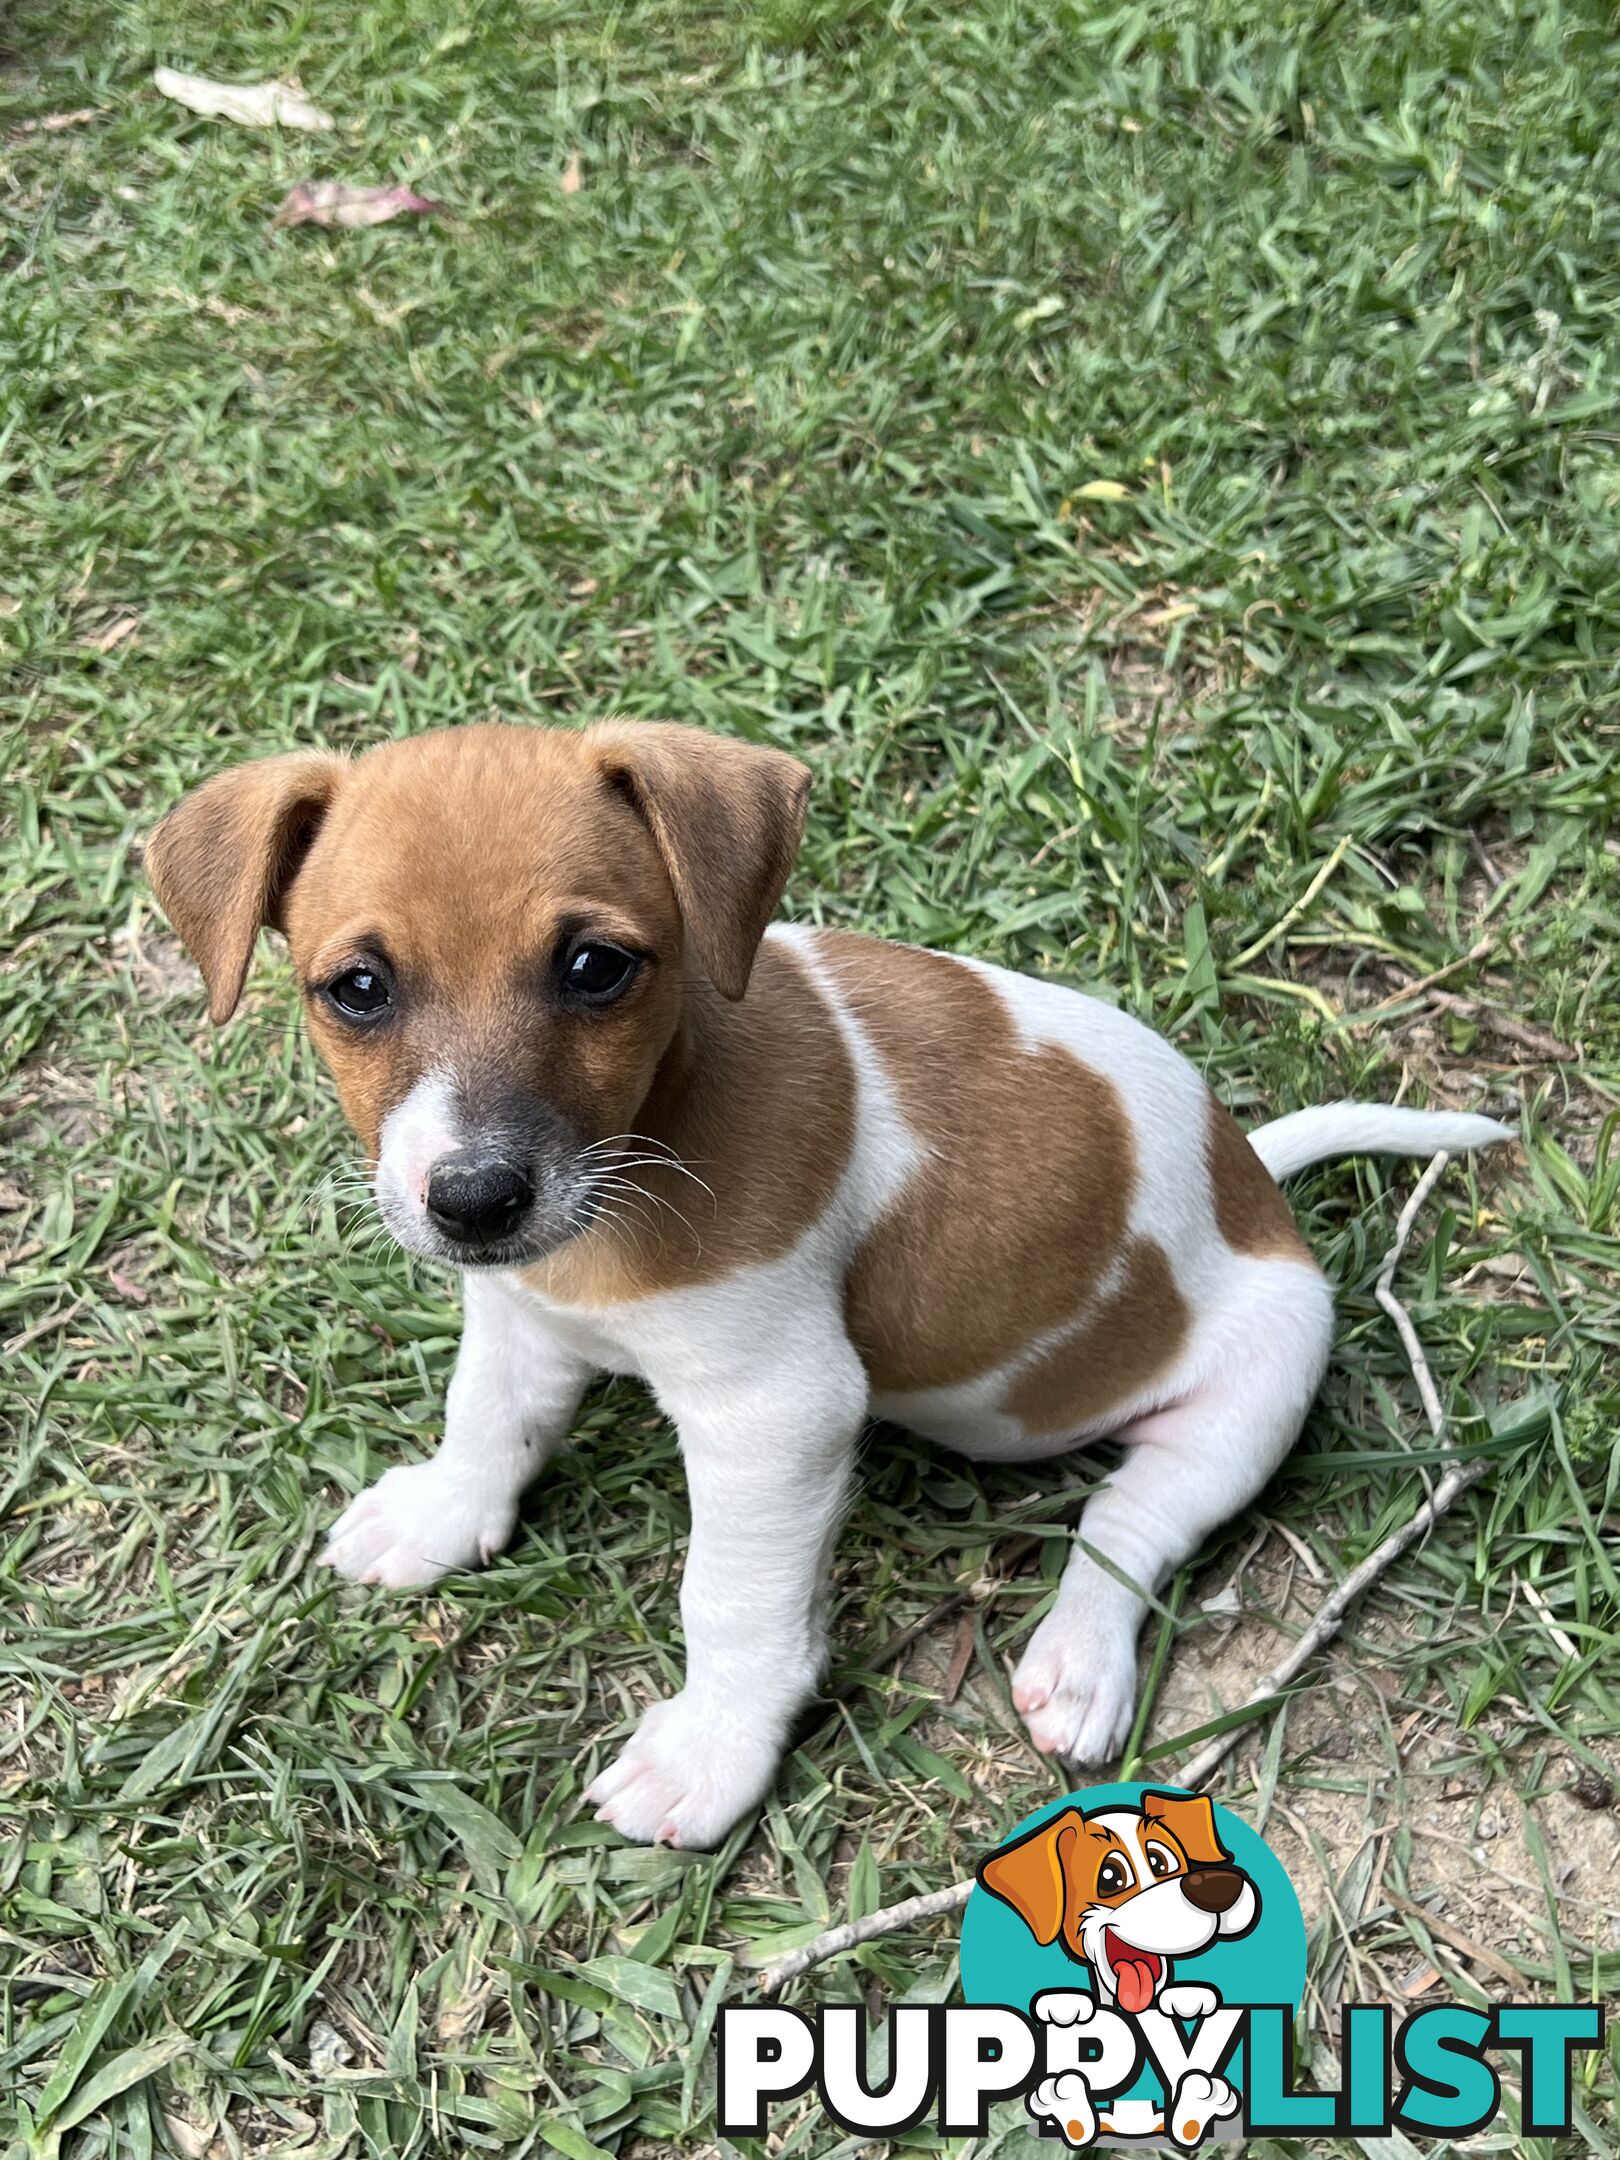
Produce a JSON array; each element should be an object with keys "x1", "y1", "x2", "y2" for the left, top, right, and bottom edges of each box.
[
  {"x1": 284, "y1": 726, "x2": 688, "y2": 1159},
  {"x1": 1001, "y1": 1237, "x2": 1189, "y2": 1436},
  {"x1": 534, "y1": 935, "x2": 856, "y2": 1304},
  {"x1": 818, "y1": 931, "x2": 1138, "y2": 1394},
  {"x1": 1205, "y1": 1093, "x2": 1314, "y2": 1263},
  {"x1": 149, "y1": 722, "x2": 813, "y2": 1174}
]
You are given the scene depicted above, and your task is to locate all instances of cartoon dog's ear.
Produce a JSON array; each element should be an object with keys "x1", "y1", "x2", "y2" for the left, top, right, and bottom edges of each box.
[
  {"x1": 587, "y1": 722, "x2": 810, "y2": 1002},
  {"x1": 1141, "y1": 1790, "x2": 1230, "y2": 1868},
  {"x1": 976, "y1": 1810, "x2": 1083, "y2": 1947},
  {"x1": 145, "y1": 751, "x2": 347, "y2": 1024}
]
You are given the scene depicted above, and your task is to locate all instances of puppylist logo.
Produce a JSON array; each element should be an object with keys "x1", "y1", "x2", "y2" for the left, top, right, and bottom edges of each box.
[
  {"x1": 719, "y1": 1783, "x2": 1602, "y2": 2147},
  {"x1": 962, "y1": 1782, "x2": 1297, "y2": 2147},
  {"x1": 968, "y1": 1783, "x2": 1273, "y2": 2146}
]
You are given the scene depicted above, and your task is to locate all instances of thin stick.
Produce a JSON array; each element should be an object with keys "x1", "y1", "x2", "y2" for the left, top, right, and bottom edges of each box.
[
  {"x1": 760, "y1": 1153, "x2": 1488, "y2": 1994},
  {"x1": 758, "y1": 1880, "x2": 975, "y2": 1992},
  {"x1": 1374, "y1": 1151, "x2": 1454, "y2": 1440},
  {"x1": 1348, "y1": 937, "x2": 1493, "y2": 1023},
  {"x1": 1383, "y1": 1889, "x2": 1527, "y2": 1991},
  {"x1": 1173, "y1": 1454, "x2": 1490, "y2": 1793},
  {"x1": 1423, "y1": 991, "x2": 1578, "y2": 1064}
]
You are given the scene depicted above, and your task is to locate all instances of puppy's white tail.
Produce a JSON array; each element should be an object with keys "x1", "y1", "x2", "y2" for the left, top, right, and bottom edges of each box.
[{"x1": 1248, "y1": 1103, "x2": 1514, "y2": 1182}]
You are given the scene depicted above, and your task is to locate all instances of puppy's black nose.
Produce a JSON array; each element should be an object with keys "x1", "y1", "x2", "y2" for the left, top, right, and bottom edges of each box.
[
  {"x1": 426, "y1": 1155, "x2": 532, "y2": 1247},
  {"x1": 1182, "y1": 1866, "x2": 1245, "y2": 1915}
]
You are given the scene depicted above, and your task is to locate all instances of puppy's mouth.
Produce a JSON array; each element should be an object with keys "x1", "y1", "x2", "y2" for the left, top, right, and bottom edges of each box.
[
  {"x1": 1102, "y1": 1930, "x2": 1163, "y2": 2014},
  {"x1": 373, "y1": 1163, "x2": 592, "y2": 1273},
  {"x1": 431, "y1": 1228, "x2": 559, "y2": 1270},
  {"x1": 372, "y1": 1131, "x2": 692, "y2": 1274},
  {"x1": 377, "y1": 1202, "x2": 578, "y2": 1272}
]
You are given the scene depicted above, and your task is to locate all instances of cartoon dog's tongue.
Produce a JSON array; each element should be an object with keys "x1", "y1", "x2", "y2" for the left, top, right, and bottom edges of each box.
[
  {"x1": 1100, "y1": 1928, "x2": 1162, "y2": 2012},
  {"x1": 1114, "y1": 1952, "x2": 1158, "y2": 2013}
]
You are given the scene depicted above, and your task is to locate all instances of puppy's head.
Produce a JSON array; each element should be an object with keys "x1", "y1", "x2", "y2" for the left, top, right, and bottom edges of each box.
[
  {"x1": 977, "y1": 1791, "x2": 1258, "y2": 2010},
  {"x1": 146, "y1": 721, "x2": 809, "y2": 1267}
]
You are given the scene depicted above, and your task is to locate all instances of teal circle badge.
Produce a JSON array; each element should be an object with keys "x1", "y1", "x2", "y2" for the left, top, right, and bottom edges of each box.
[{"x1": 961, "y1": 1782, "x2": 1306, "y2": 2126}]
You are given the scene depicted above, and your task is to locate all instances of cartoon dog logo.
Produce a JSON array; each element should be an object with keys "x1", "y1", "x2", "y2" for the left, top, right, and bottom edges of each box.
[{"x1": 977, "y1": 1790, "x2": 1258, "y2": 2147}]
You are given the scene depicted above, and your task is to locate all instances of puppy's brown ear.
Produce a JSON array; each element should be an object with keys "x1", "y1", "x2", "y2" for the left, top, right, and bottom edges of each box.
[
  {"x1": 145, "y1": 751, "x2": 346, "y2": 1023},
  {"x1": 1142, "y1": 1790, "x2": 1230, "y2": 1868},
  {"x1": 976, "y1": 1809, "x2": 1082, "y2": 1947},
  {"x1": 587, "y1": 722, "x2": 810, "y2": 1000}
]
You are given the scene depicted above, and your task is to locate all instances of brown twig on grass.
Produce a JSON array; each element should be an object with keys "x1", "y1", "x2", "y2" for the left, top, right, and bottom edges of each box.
[
  {"x1": 1383, "y1": 1888, "x2": 1526, "y2": 1991},
  {"x1": 1421, "y1": 991, "x2": 1577, "y2": 1064},
  {"x1": 1351, "y1": 937, "x2": 1493, "y2": 1021},
  {"x1": 1374, "y1": 1150, "x2": 1458, "y2": 1440},
  {"x1": 1348, "y1": 938, "x2": 1576, "y2": 1061},
  {"x1": 760, "y1": 1152, "x2": 1489, "y2": 1994},
  {"x1": 759, "y1": 1878, "x2": 976, "y2": 1993}
]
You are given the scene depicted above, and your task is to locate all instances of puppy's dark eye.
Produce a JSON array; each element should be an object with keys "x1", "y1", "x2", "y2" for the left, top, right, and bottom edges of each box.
[
  {"x1": 325, "y1": 966, "x2": 392, "y2": 1023},
  {"x1": 1098, "y1": 1857, "x2": 1132, "y2": 1897},
  {"x1": 1146, "y1": 1844, "x2": 1177, "y2": 1879},
  {"x1": 563, "y1": 943, "x2": 639, "y2": 1006}
]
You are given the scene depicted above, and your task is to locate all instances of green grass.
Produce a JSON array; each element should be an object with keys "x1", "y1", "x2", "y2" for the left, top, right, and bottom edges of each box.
[{"x1": 4, "y1": 0, "x2": 1620, "y2": 2152}]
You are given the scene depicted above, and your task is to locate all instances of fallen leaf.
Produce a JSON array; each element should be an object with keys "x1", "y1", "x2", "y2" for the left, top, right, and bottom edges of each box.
[
  {"x1": 307, "y1": 2019, "x2": 353, "y2": 2078},
  {"x1": 162, "y1": 2113, "x2": 216, "y2": 2160},
  {"x1": 18, "y1": 108, "x2": 98, "y2": 134},
  {"x1": 941, "y1": 1610, "x2": 975, "y2": 1702},
  {"x1": 153, "y1": 67, "x2": 333, "y2": 132},
  {"x1": 79, "y1": 614, "x2": 138, "y2": 653},
  {"x1": 1138, "y1": 601, "x2": 1199, "y2": 629},
  {"x1": 1074, "y1": 478, "x2": 1131, "y2": 501},
  {"x1": 436, "y1": 1980, "x2": 491, "y2": 2045},
  {"x1": 273, "y1": 181, "x2": 445, "y2": 230},
  {"x1": 0, "y1": 1181, "x2": 25, "y2": 1210},
  {"x1": 561, "y1": 151, "x2": 583, "y2": 194}
]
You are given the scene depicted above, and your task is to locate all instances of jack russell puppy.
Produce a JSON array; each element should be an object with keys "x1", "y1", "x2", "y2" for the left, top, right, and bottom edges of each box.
[{"x1": 146, "y1": 721, "x2": 1511, "y2": 1848}]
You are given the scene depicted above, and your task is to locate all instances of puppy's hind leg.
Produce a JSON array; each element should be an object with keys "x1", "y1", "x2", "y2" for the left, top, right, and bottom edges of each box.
[{"x1": 1013, "y1": 1262, "x2": 1333, "y2": 1764}]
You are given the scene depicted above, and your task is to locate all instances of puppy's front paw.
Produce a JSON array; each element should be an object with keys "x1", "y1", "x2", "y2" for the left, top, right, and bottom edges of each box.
[
  {"x1": 1158, "y1": 1983, "x2": 1221, "y2": 2022},
  {"x1": 320, "y1": 1462, "x2": 517, "y2": 1589},
  {"x1": 1028, "y1": 2071, "x2": 1097, "y2": 2149},
  {"x1": 1167, "y1": 2070, "x2": 1239, "y2": 2147},
  {"x1": 584, "y1": 1694, "x2": 781, "y2": 1849},
  {"x1": 1033, "y1": 1990, "x2": 1098, "y2": 2027},
  {"x1": 1012, "y1": 1614, "x2": 1137, "y2": 1764}
]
